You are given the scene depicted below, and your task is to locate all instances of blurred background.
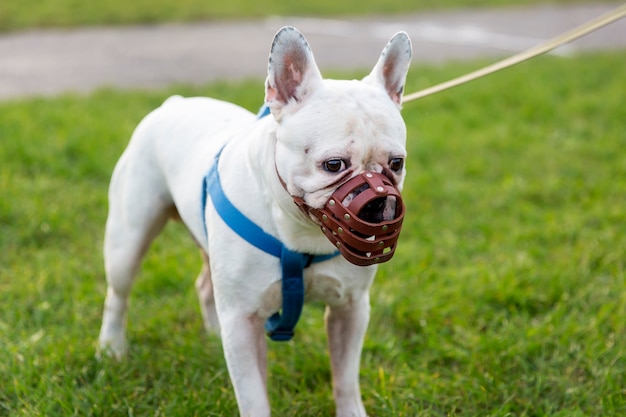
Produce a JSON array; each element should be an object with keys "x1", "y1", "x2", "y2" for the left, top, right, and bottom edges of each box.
[
  {"x1": 1, "y1": 1, "x2": 625, "y2": 416},
  {"x1": 1, "y1": 1, "x2": 624, "y2": 99}
]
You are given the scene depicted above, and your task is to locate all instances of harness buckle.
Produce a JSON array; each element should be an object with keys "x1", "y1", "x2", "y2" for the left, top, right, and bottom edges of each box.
[{"x1": 266, "y1": 327, "x2": 296, "y2": 341}]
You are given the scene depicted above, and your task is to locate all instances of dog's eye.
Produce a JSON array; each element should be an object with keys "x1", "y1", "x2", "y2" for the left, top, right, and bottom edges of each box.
[
  {"x1": 323, "y1": 159, "x2": 346, "y2": 173},
  {"x1": 389, "y1": 157, "x2": 404, "y2": 172}
]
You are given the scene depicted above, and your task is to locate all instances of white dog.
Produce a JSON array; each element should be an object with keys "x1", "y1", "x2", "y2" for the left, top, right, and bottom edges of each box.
[{"x1": 98, "y1": 26, "x2": 411, "y2": 417}]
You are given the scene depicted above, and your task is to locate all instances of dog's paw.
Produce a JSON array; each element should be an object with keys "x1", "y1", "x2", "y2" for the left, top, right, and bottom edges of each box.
[{"x1": 96, "y1": 337, "x2": 128, "y2": 361}]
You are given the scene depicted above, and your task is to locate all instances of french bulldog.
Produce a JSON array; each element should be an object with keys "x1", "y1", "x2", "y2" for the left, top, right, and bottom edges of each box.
[{"x1": 98, "y1": 26, "x2": 411, "y2": 417}]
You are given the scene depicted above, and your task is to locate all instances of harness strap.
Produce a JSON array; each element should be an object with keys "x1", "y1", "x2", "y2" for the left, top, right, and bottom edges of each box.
[
  {"x1": 203, "y1": 146, "x2": 282, "y2": 258},
  {"x1": 264, "y1": 247, "x2": 307, "y2": 341},
  {"x1": 201, "y1": 142, "x2": 338, "y2": 342}
]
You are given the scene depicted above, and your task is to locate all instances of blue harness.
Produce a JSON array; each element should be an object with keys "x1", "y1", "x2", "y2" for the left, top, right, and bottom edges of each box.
[{"x1": 201, "y1": 105, "x2": 338, "y2": 341}]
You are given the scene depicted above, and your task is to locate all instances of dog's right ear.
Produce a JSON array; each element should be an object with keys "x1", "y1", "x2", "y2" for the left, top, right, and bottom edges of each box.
[{"x1": 265, "y1": 27, "x2": 323, "y2": 119}]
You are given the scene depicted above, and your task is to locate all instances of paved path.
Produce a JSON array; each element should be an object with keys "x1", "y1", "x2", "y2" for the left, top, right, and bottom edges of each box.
[{"x1": 0, "y1": 3, "x2": 624, "y2": 100}]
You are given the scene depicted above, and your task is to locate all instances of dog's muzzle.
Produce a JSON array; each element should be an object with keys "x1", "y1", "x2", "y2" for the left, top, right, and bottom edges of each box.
[{"x1": 293, "y1": 172, "x2": 405, "y2": 266}]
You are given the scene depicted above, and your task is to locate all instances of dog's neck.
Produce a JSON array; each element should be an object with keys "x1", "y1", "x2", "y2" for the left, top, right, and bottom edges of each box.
[
  {"x1": 265, "y1": 125, "x2": 338, "y2": 255},
  {"x1": 218, "y1": 116, "x2": 336, "y2": 255}
]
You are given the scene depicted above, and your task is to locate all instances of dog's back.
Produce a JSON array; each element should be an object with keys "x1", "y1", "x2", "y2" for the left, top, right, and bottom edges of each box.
[{"x1": 108, "y1": 96, "x2": 256, "y2": 244}]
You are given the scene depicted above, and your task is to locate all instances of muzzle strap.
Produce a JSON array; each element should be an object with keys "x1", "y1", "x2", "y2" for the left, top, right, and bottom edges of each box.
[{"x1": 290, "y1": 171, "x2": 405, "y2": 266}]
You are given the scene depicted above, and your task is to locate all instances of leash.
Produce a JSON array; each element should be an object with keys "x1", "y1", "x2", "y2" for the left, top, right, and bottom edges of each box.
[
  {"x1": 195, "y1": 4, "x2": 625, "y2": 343},
  {"x1": 198, "y1": 2, "x2": 626, "y2": 339},
  {"x1": 402, "y1": 3, "x2": 626, "y2": 103}
]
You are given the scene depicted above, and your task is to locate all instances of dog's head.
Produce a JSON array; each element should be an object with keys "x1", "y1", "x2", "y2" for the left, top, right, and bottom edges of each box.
[{"x1": 266, "y1": 26, "x2": 412, "y2": 266}]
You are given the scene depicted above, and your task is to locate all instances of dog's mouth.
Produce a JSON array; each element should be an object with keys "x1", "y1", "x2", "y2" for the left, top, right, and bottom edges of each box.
[
  {"x1": 294, "y1": 171, "x2": 405, "y2": 266},
  {"x1": 342, "y1": 184, "x2": 398, "y2": 224}
]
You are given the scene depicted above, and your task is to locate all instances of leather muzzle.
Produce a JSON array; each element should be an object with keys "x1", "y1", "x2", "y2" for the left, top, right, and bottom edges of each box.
[{"x1": 294, "y1": 171, "x2": 405, "y2": 266}]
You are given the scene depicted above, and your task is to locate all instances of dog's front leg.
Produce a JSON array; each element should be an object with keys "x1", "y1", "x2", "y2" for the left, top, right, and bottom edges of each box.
[
  {"x1": 220, "y1": 312, "x2": 271, "y2": 417},
  {"x1": 326, "y1": 295, "x2": 370, "y2": 417}
]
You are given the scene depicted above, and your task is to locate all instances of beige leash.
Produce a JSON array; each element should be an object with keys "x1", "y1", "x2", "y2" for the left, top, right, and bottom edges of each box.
[{"x1": 403, "y1": 3, "x2": 626, "y2": 103}]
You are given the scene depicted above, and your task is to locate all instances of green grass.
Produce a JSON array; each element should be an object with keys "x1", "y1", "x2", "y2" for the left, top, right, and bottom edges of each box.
[
  {"x1": 1, "y1": 51, "x2": 625, "y2": 416},
  {"x1": 0, "y1": 0, "x2": 591, "y2": 32}
]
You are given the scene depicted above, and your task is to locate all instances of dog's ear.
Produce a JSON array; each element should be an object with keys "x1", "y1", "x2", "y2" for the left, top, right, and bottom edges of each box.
[
  {"x1": 364, "y1": 32, "x2": 412, "y2": 107},
  {"x1": 265, "y1": 26, "x2": 323, "y2": 118}
]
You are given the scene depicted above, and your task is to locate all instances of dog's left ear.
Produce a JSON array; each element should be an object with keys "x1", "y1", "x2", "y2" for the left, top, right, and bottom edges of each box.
[
  {"x1": 364, "y1": 32, "x2": 412, "y2": 107},
  {"x1": 265, "y1": 26, "x2": 323, "y2": 119}
]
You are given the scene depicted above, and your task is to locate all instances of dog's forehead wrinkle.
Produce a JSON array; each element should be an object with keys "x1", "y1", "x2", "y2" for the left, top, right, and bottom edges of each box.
[{"x1": 278, "y1": 100, "x2": 405, "y2": 172}]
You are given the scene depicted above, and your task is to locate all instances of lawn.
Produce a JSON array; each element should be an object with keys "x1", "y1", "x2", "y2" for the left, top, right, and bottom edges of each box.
[
  {"x1": 0, "y1": 0, "x2": 593, "y2": 31},
  {"x1": 1, "y1": 51, "x2": 625, "y2": 416}
]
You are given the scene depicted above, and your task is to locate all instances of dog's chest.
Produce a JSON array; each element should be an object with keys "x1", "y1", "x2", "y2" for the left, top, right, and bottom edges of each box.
[{"x1": 258, "y1": 272, "x2": 347, "y2": 317}]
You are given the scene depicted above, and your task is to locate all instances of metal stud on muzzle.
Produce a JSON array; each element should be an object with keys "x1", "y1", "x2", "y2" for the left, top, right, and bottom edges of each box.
[{"x1": 295, "y1": 171, "x2": 405, "y2": 266}]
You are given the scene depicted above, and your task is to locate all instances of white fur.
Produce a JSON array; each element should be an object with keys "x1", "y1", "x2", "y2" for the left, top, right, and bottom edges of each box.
[{"x1": 98, "y1": 27, "x2": 411, "y2": 417}]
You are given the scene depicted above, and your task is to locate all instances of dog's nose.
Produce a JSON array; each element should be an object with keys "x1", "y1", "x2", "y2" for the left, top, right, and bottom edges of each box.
[{"x1": 357, "y1": 196, "x2": 397, "y2": 223}]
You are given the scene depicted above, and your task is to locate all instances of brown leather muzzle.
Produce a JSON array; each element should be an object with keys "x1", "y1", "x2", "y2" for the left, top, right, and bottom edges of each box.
[{"x1": 293, "y1": 172, "x2": 405, "y2": 266}]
